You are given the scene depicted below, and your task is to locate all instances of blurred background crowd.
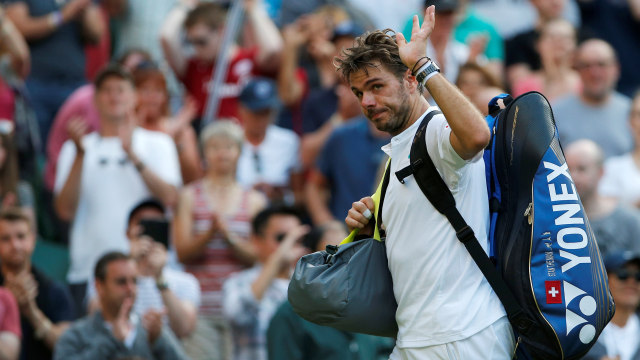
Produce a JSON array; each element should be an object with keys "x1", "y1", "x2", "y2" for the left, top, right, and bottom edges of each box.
[{"x1": 0, "y1": 0, "x2": 638, "y2": 359}]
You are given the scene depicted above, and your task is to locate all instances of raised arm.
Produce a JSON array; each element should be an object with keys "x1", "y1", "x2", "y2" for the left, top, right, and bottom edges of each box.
[
  {"x1": 5, "y1": 0, "x2": 90, "y2": 41},
  {"x1": 160, "y1": 5, "x2": 190, "y2": 78},
  {"x1": 397, "y1": 6, "x2": 490, "y2": 160},
  {"x1": 277, "y1": 19, "x2": 308, "y2": 106},
  {"x1": 0, "y1": 9, "x2": 30, "y2": 79},
  {"x1": 120, "y1": 125, "x2": 180, "y2": 208},
  {"x1": 53, "y1": 119, "x2": 87, "y2": 221},
  {"x1": 78, "y1": 2, "x2": 104, "y2": 45},
  {"x1": 143, "y1": 243, "x2": 197, "y2": 338},
  {"x1": 245, "y1": 0, "x2": 283, "y2": 72}
]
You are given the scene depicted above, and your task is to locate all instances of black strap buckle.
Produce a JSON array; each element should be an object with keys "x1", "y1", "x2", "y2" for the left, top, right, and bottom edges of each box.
[
  {"x1": 395, "y1": 159, "x2": 424, "y2": 184},
  {"x1": 455, "y1": 225, "x2": 475, "y2": 243}
]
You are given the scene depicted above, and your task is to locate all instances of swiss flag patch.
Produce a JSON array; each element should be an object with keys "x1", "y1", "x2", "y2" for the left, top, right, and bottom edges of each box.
[{"x1": 545, "y1": 280, "x2": 562, "y2": 304}]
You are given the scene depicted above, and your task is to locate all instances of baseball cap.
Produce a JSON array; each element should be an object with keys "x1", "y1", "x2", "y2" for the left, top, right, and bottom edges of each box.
[
  {"x1": 603, "y1": 250, "x2": 640, "y2": 272},
  {"x1": 332, "y1": 21, "x2": 364, "y2": 42},
  {"x1": 424, "y1": 0, "x2": 460, "y2": 12},
  {"x1": 238, "y1": 77, "x2": 280, "y2": 111}
]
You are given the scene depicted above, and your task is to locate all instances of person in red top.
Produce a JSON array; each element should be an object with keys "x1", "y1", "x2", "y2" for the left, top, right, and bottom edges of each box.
[
  {"x1": 161, "y1": 0, "x2": 283, "y2": 126},
  {"x1": 0, "y1": 287, "x2": 21, "y2": 360}
]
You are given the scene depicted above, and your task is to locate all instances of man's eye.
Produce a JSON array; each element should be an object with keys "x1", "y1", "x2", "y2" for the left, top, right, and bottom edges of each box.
[{"x1": 373, "y1": 84, "x2": 382, "y2": 90}]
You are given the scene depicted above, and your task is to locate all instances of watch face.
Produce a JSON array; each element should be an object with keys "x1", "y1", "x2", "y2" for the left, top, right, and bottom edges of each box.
[{"x1": 417, "y1": 63, "x2": 440, "y2": 84}]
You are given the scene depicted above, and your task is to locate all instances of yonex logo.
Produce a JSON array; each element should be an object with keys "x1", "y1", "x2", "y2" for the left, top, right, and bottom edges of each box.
[{"x1": 564, "y1": 281, "x2": 596, "y2": 344}]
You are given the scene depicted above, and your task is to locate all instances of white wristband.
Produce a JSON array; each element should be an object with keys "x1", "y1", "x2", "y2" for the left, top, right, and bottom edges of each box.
[{"x1": 416, "y1": 60, "x2": 439, "y2": 85}]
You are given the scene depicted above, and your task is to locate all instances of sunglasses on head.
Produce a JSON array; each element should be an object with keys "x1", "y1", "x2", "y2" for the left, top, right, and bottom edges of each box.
[{"x1": 614, "y1": 268, "x2": 640, "y2": 282}]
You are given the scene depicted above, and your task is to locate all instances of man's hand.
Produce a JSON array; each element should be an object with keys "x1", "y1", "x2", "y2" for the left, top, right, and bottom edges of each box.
[
  {"x1": 274, "y1": 225, "x2": 310, "y2": 268},
  {"x1": 345, "y1": 197, "x2": 375, "y2": 236},
  {"x1": 118, "y1": 118, "x2": 135, "y2": 157},
  {"x1": 112, "y1": 297, "x2": 133, "y2": 342},
  {"x1": 282, "y1": 18, "x2": 309, "y2": 48},
  {"x1": 396, "y1": 5, "x2": 436, "y2": 71},
  {"x1": 142, "y1": 309, "x2": 166, "y2": 345},
  {"x1": 166, "y1": 97, "x2": 197, "y2": 139},
  {"x1": 147, "y1": 242, "x2": 168, "y2": 280},
  {"x1": 130, "y1": 234, "x2": 153, "y2": 260},
  {"x1": 5, "y1": 272, "x2": 38, "y2": 316},
  {"x1": 67, "y1": 117, "x2": 88, "y2": 154}
]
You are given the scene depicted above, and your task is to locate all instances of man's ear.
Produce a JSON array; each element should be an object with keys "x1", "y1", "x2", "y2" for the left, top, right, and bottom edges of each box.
[
  {"x1": 95, "y1": 279, "x2": 104, "y2": 298},
  {"x1": 404, "y1": 68, "x2": 419, "y2": 94}
]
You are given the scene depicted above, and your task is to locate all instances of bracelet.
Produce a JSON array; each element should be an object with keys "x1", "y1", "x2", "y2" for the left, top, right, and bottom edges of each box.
[
  {"x1": 156, "y1": 276, "x2": 169, "y2": 291},
  {"x1": 134, "y1": 160, "x2": 146, "y2": 172},
  {"x1": 48, "y1": 11, "x2": 63, "y2": 29},
  {"x1": 411, "y1": 56, "x2": 430, "y2": 76}
]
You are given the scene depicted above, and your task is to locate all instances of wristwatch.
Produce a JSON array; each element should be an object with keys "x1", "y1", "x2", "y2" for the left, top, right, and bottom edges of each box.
[
  {"x1": 156, "y1": 276, "x2": 169, "y2": 291},
  {"x1": 416, "y1": 61, "x2": 441, "y2": 85}
]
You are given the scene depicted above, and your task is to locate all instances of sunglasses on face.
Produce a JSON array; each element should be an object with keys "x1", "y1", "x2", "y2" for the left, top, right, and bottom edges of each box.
[
  {"x1": 614, "y1": 268, "x2": 640, "y2": 282},
  {"x1": 275, "y1": 233, "x2": 287, "y2": 243},
  {"x1": 576, "y1": 61, "x2": 613, "y2": 70},
  {"x1": 187, "y1": 37, "x2": 209, "y2": 47}
]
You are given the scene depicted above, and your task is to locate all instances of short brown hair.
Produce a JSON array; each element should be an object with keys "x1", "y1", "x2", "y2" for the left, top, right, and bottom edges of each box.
[
  {"x1": 456, "y1": 62, "x2": 503, "y2": 89},
  {"x1": 94, "y1": 64, "x2": 134, "y2": 90},
  {"x1": 94, "y1": 251, "x2": 131, "y2": 282},
  {"x1": 335, "y1": 29, "x2": 409, "y2": 85},
  {"x1": 0, "y1": 208, "x2": 32, "y2": 230},
  {"x1": 184, "y1": 2, "x2": 227, "y2": 30}
]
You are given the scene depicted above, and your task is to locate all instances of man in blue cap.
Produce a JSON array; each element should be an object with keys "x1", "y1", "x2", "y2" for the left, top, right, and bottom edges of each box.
[
  {"x1": 236, "y1": 77, "x2": 303, "y2": 204},
  {"x1": 584, "y1": 250, "x2": 640, "y2": 360}
]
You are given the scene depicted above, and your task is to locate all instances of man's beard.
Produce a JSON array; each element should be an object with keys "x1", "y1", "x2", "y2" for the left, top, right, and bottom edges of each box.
[{"x1": 366, "y1": 89, "x2": 412, "y2": 135}]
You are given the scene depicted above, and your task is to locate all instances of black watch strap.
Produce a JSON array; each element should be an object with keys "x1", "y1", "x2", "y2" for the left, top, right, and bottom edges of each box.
[{"x1": 416, "y1": 62, "x2": 440, "y2": 84}]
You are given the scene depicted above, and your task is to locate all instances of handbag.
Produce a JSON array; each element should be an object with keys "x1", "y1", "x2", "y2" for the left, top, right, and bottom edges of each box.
[{"x1": 288, "y1": 160, "x2": 398, "y2": 338}]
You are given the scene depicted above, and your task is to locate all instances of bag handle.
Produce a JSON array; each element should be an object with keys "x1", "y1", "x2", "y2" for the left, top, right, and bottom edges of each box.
[{"x1": 340, "y1": 159, "x2": 391, "y2": 245}]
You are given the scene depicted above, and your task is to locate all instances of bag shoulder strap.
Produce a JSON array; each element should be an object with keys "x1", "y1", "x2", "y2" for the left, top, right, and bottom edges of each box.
[{"x1": 398, "y1": 109, "x2": 534, "y2": 335}]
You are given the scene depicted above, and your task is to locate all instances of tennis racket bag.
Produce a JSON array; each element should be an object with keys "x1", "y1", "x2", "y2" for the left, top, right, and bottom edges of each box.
[{"x1": 399, "y1": 92, "x2": 615, "y2": 359}]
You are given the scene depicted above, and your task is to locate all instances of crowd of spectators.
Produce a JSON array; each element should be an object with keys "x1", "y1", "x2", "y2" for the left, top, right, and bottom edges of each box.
[{"x1": 0, "y1": 0, "x2": 638, "y2": 359}]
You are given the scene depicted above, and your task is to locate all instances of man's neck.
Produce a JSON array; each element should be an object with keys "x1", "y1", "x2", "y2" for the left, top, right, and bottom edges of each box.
[
  {"x1": 245, "y1": 129, "x2": 267, "y2": 146},
  {"x1": 1, "y1": 262, "x2": 30, "y2": 278},
  {"x1": 580, "y1": 92, "x2": 611, "y2": 107},
  {"x1": 99, "y1": 117, "x2": 127, "y2": 137},
  {"x1": 582, "y1": 194, "x2": 617, "y2": 220},
  {"x1": 101, "y1": 309, "x2": 120, "y2": 323},
  {"x1": 611, "y1": 306, "x2": 635, "y2": 328}
]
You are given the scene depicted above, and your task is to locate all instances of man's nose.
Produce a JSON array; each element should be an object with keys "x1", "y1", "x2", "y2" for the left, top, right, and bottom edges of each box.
[{"x1": 361, "y1": 91, "x2": 376, "y2": 108}]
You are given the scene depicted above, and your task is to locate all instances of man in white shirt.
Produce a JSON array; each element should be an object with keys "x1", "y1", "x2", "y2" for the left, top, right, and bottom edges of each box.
[
  {"x1": 342, "y1": 6, "x2": 513, "y2": 359},
  {"x1": 54, "y1": 65, "x2": 182, "y2": 316},
  {"x1": 223, "y1": 205, "x2": 308, "y2": 360},
  {"x1": 235, "y1": 77, "x2": 303, "y2": 204}
]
